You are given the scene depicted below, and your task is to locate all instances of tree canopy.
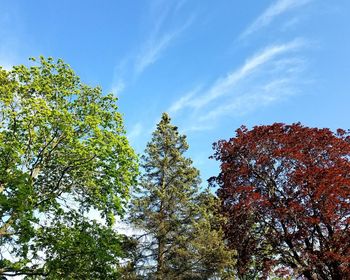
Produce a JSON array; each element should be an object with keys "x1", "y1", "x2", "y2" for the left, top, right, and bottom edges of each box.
[
  {"x1": 2, "y1": 57, "x2": 349, "y2": 280},
  {"x1": 128, "y1": 113, "x2": 234, "y2": 280},
  {"x1": 211, "y1": 123, "x2": 350, "y2": 279},
  {"x1": 0, "y1": 57, "x2": 138, "y2": 278}
]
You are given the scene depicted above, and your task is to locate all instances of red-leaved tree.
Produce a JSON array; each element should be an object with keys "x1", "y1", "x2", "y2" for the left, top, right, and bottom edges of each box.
[{"x1": 210, "y1": 123, "x2": 350, "y2": 279}]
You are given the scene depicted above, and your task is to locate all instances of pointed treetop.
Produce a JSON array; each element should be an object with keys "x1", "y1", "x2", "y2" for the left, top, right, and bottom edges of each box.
[
  {"x1": 159, "y1": 112, "x2": 173, "y2": 128},
  {"x1": 156, "y1": 112, "x2": 179, "y2": 135},
  {"x1": 161, "y1": 112, "x2": 170, "y2": 122}
]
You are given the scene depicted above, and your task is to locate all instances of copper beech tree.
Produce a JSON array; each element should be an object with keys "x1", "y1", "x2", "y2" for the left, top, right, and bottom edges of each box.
[{"x1": 210, "y1": 123, "x2": 350, "y2": 279}]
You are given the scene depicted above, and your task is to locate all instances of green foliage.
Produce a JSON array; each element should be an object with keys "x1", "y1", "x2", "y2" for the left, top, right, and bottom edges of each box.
[
  {"x1": 127, "y1": 113, "x2": 234, "y2": 279},
  {"x1": 0, "y1": 57, "x2": 138, "y2": 278},
  {"x1": 24, "y1": 213, "x2": 124, "y2": 279}
]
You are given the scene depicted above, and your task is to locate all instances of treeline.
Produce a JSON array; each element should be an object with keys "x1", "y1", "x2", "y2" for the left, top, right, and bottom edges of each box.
[{"x1": 0, "y1": 58, "x2": 349, "y2": 280}]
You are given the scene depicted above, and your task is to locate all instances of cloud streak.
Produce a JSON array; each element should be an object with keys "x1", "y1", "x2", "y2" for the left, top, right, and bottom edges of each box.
[
  {"x1": 194, "y1": 39, "x2": 304, "y2": 109},
  {"x1": 200, "y1": 78, "x2": 294, "y2": 121},
  {"x1": 134, "y1": 1, "x2": 193, "y2": 76},
  {"x1": 240, "y1": 0, "x2": 312, "y2": 39},
  {"x1": 127, "y1": 122, "x2": 143, "y2": 143},
  {"x1": 168, "y1": 38, "x2": 308, "y2": 132},
  {"x1": 110, "y1": 1, "x2": 193, "y2": 101},
  {"x1": 169, "y1": 38, "x2": 305, "y2": 113},
  {"x1": 135, "y1": 31, "x2": 178, "y2": 75},
  {"x1": 168, "y1": 85, "x2": 201, "y2": 114},
  {"x1": 135, "y1": 17, "x2": 193, "y2": 75}
]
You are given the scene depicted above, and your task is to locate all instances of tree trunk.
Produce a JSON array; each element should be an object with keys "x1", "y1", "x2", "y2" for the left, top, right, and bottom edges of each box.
[{"x1": 156, "y1": 236, "x2": 165, "y2": 280}]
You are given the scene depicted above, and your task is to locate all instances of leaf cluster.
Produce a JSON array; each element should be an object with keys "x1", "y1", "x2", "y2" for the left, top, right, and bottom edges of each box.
[
  {"x1": 211, "y1": 123, "x2": 350, "y2": 279},
  {"x1": 0, "y1": 57, "x2": 138, "y2": 278}
]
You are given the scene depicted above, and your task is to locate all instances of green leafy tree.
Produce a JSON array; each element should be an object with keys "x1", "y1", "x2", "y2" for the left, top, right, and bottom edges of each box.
[
  {"x1": 128, "y1": 113, "x2": 234, "y2": 280},
  {"x1": 0, "y1": 57, "x2": 138, "y2": 278}
]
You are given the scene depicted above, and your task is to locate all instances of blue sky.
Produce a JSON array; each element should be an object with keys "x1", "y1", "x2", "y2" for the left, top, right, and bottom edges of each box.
[{"x1": 1, "y1": 0, "x2": 350, "y2": 183}]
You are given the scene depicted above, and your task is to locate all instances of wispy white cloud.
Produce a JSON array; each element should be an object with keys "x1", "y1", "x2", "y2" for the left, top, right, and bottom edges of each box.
[
  {"x1": 169, "y1": 38, "x2": 308, "y2": 132},
  {"x1": 182, "y1": 123, "x2": 214, "y2": 133},
  {"x1": 135, "y1": 32, "x2": 176, "y2": 75},
  {"x1": 127, "y1": 122, "x2": 143, "y2": 143},
  {"x1": 110, "y1": 79, "x2": 125, "y2": 97},
  {"x1": 169, "y1": 38, "x2": 305, "y2": 112},
  {"x1": 168, "y1": 85, "x2": 202, "y2": 114},
  {"x1": 200, "y1": 78, "x2": 295, "y2": 121},
  {"x1": 240, "y1": 0, "x2": 312, "y2": 39},
  {"x1": 135, "y1": 16, "x2": 193, "y2": 75},
  {"x1": 111, "y1": 1, "x2": 194, "y2": 93},
  {"x1": 281, "y1": 16, "x2": 301, "y2": 31}
]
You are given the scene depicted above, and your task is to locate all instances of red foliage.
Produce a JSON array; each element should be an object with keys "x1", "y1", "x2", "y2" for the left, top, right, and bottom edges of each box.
[{"x1": 211, "y1": 123, "x2": 350, "y2": 279}]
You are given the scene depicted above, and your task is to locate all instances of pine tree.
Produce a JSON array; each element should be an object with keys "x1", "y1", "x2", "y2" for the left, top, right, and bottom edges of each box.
[{"x1": 127, "y1": 113, "x2": 235, "y2": 280}]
